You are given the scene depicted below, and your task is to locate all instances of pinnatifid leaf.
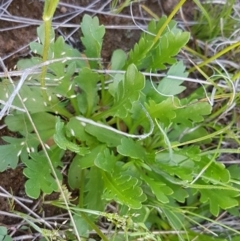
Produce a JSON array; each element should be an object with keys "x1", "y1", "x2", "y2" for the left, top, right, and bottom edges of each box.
[
  {"x1": 141, "y1": 173, "x2": 173, "y2": 203},
  {"x1": 199, "y1": 188, "x2": 239, "y2": 216},
  {"x1": 102, "y1": 171, "x2": 147, "y2": 209},
  {"x1": 156, "y1": 152, "x2": 194, "y2": 182},
  {"x1": 117, "y1": 137, "x2": 146, "y2": 162},
  {"x1": 195, "y1": 156, "x2": 230, "y2": 183},
  {"x1": 127, "y1": 37, "x2": 152, "y2": 69},
  {"x1": 150, "y1": 31, "x2": 190, "y2": 70},
  {"x1": 173, "y1": 100, "x2": 212, "y2": 126},
  {"x1": 157, "y1": 61, "x2": 188, "y2": 95},
  {"x1": 108, "y1": 64, "x2": 145, "y2": 118},
  {"x1": 74, "y1": 145, "x2": 106, "y2": 169},
  {"x1": 0, "y1": 136, "x2": 40, "y2": 172},
  {"x1": 81, "y1": 14, "x2": 105, "y2": 68},
  {"x1": 54, "y1": 117, "x2": 89, "y2": 154},
  {"x1": 145, "y1": 98, "x2": 176, "y2": 126},
  {"x1": 126, "y1": 16, "x2": 189, "y2": 71},
  {"x1": 74, "y1": 68, "x2": 99, "y2": 116},
  {"x1": 23, "y1": 148, "x2": 64, "y2": 199},
  {"x1": 94, "y1": 148, "x2": 117, "y2": 173},
  {"x1": 0, "y1": 140, "x2": 23, "y2": 172},
  {"x1": 126, "y1": 16, "x2": 175, "y2": 69}
]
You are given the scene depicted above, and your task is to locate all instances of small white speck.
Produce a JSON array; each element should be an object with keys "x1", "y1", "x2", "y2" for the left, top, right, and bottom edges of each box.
[
  {"x1": 20, "y1": 142, "x2": 25, "y2": 145},
  {"x1": 56, "y1": 94, "x2": 62, "y2": 98},
  {"x1": 30, "y1": 147, "x2": 35, "y2": 152},
  {"x1": 48, "y1": 96, "x2": 52, "y2": 101},
  {"x1": 68, "y1": 84, "x2": 73, "y2": 91},
  {"x1": 26, "y1": 147, "x2": 30, "y2": 153},
  {"x1": 70, "y1": 95, "x2": 76, "y2": 98},
  {"x1": 23, "y1": 97, "x2": 28, "y2": 102},
  {"x1": 81, "y1": 122, "x2": 86, "y2": 126},
  {"x1": 70, "y1": 129, "x2": 75, "y2": 136},
  {"x1": 13, "y1": 65, "x2": 17, "y2": 70},
  {"x1": 45, "y1": 144, "x2": 50, "y2": 149},
  {"x1": 33, "y1": 50, "x2": 37, "y2": 54},
  {"x1": 61, "y1": 52, "x2": 66, "y2": 56},
  {"x1": 62, "y1": 59, "x2": 67, "y2": 63},
  {"x1": 55, "y1": 111, "x2": 59, "y2": 115},
  {"x1": 5, "y1": 92, "x2": 9, "y2": 98},
  {"x1": 62, "y1": 219, "x2": 68, "y2": 225},
  {"x1": 43, "y1": 102, "x2": 47, "y2": 106},
  {"x1": 32, "y1": 98, "x2": 36, "y2": 102},
  {"x1": 17, "y1": 150, "x2": 22, "y2": 156}
]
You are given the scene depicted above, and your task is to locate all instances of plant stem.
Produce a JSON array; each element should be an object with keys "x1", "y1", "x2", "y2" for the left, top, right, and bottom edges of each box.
[
  {"x1": 40, "y1": 20, "x2": 51, "y2": 92},
  {"x1": 79, "y1": 169, "x2": 85, "y2": 208},
  {"x1": 189, "y1": 41, "x2": 240, "y2": 73},
  {"x1": 81, "y1": 213, "x2": 109, "y2": 241},
  {"x1": 77, "y1": 168, "x2": 108, "y2": 240},
  {"x1": 41, "y1": 0, "x2": 59, "y2": 98},
  {"x1": 151, "y1": 0, "x2": 187, "y2": 47}
]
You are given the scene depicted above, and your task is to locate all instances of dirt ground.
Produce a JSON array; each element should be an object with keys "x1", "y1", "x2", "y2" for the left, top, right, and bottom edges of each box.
[{"x1": 0, "y1": 0, "x2": 195, "y2": 233}]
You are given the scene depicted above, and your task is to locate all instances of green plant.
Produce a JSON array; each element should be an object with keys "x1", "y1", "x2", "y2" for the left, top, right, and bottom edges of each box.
[
  {"x1": 0, "y1": 226, "x2": 12, "y2": 241},
  {"x1": 191, "y1": 0, "x2": 238, "y2": 40},
  {"x1": 110, "y1": 0, "x2": 137, "y2": 13},
  {"x1": 1, "y1": 2, "x2": 240, "y2": 241}
]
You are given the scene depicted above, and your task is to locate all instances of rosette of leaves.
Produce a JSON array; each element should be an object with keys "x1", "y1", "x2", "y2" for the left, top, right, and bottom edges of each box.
[{"x1": 1, "y1": 13, "x2": 239, "y2": 240}]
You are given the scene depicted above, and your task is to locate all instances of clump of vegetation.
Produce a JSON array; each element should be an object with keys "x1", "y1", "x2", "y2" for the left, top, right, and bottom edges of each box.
[
  {"x1": 1, "y1": 0, "x2": 240, "y2": 240},
  {"x1": 192, "y1": 0, "x2": 237, "y2": 40}
]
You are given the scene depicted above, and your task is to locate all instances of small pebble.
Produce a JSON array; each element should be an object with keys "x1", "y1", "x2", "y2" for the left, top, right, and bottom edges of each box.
[{"x1": 60, "y1": 6, "x2": 67, "y2": 13}]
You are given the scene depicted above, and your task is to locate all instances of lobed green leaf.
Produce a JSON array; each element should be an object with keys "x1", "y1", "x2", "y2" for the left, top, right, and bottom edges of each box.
[
  {"x1": 23, "y1": 148, "x2": 64, "y2": 198},
  {"x1": 81, "y1": 14, "x2": 105, "y2": 68},
  {"x1": 102, "y1": 170, "x2": 147, "y2": 209},
  {"x1": 53, "y1": 117, "x2": 89, "y2": 154},
  {"x1": 108, "y1": 64, "x2": 145, "y2": 118},
  {"x1": 199, "y1": 187, "x2": 239, "y2": 216},
  {"x1": 94, "y1": 148, "x2": 117, "y2": 173},
  {"x1": 117, "y1": 137, "x2": 146, "y2": 162},
  {"x1": 74, "y1": 68, "x2": 99, "y2": 116},
  {"x1": 157, "y1": 61, "x2": 188, "y2": 95},
  {"x1": 0, "y1": 136, "x2": 40, "y2": 172}
]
